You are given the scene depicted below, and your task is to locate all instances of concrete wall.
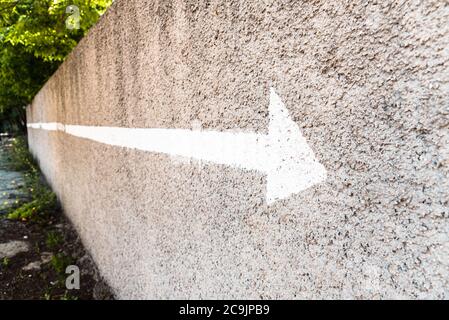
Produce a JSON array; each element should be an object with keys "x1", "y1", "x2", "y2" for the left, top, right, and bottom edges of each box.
[{"x1": 27, "y1": 0, "x2": 449, "y2": 299}]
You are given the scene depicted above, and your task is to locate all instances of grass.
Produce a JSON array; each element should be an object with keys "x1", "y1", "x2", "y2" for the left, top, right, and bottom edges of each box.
[
  {"x1": 5, "y1": 136, "x2": 59, "y2": 222},
  {"x1": 44, "y1": 290, "x2": 79, "y2": 301},
  {"x1": 2, "y1": 257, "x2": 10, "y2": 268},
  {"x1": 6, "y1": 136, "x2": 38, "y2": 173},
  {"x1": 51, "y1": 253, "x2": 73, "y2": 275},
  {"x1": 45, "y1": 231, "x2": 63, "y2": 249}
]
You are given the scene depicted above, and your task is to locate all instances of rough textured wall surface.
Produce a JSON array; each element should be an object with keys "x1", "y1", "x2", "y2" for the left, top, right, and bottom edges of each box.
[{"x1": 27, "y1": 0, "x2": 449, "y2": 299}]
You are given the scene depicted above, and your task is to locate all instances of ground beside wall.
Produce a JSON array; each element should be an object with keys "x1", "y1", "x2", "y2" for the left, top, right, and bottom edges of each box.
[{"x1": 27, "y1": 0, "x2": 449, "y2": 299}]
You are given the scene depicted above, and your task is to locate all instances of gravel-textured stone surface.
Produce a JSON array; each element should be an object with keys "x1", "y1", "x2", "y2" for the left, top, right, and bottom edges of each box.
[
  {"x1": 0, "y1": 241, "x2": 29, "y2": 259},
  {"x1": 27, "y1": 0, "x2": 449, "y2": 299}
]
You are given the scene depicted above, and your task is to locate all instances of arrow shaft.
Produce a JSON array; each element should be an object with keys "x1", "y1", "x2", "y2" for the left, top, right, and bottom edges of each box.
[
  {"x1": 28, "y1": 123, "x2": 270, "y2": 172},
  {"x1": 27, "y1": 89, "x2": 327, "y2": 204}
]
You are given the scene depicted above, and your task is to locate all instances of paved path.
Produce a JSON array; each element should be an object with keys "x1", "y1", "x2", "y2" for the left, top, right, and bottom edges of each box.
[{"x1": 0, "y1": 140, "x2": 27, "y2": 216}]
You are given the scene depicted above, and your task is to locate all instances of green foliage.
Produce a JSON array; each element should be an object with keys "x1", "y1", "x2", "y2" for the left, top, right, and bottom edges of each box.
[
  {"x1": 6, "y1": 135, "x2": 59, "y2": 221},
  {"x1": 0, "y1": 0, "x2": 113, "y2": 62},
  {"x1": 46, "y1": 230, "x2": 63, "y2": 248},
  {"x1": 2, "y1": 257, "x2": 10, "y2": 268},
  {"x1": 0, "y1": 0, "x2": 113, "y2": 132},
  {"x1": 60, "y1": 291, "x2": 79, "y2": 300},
  {"x1": 51, "y1": 253, "x2": 72, "y2": 275},
  {"x1": 44, "y1": 286, "x2": 79, "y2": 300},
  {"x1": 6, "y1": 136, "x2": 37, "y2": 172},
  {"x1": 8, "y1": 189, "x2": 57, "y2": 220},
  {"x1": 0, "y1": 44, "x2": 57, "y2": 132}
]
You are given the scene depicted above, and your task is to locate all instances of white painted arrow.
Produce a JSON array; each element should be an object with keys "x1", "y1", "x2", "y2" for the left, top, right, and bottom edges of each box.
[{"x1": 27, "y1": 88, "x2": 326, "y2": 204}]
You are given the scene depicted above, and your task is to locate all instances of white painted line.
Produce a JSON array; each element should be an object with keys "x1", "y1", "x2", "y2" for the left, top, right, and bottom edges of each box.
[
  {"x1": 27, "y1": 122, "x2": 59, "y2": 131},
  {"x1": 27, "y1": 88, "x2": 327, "y2": 204}
]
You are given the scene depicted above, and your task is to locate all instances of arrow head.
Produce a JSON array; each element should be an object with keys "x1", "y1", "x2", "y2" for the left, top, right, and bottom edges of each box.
[{"x1": 266, "y1": 88, "x2": 327, "y2": 204}]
